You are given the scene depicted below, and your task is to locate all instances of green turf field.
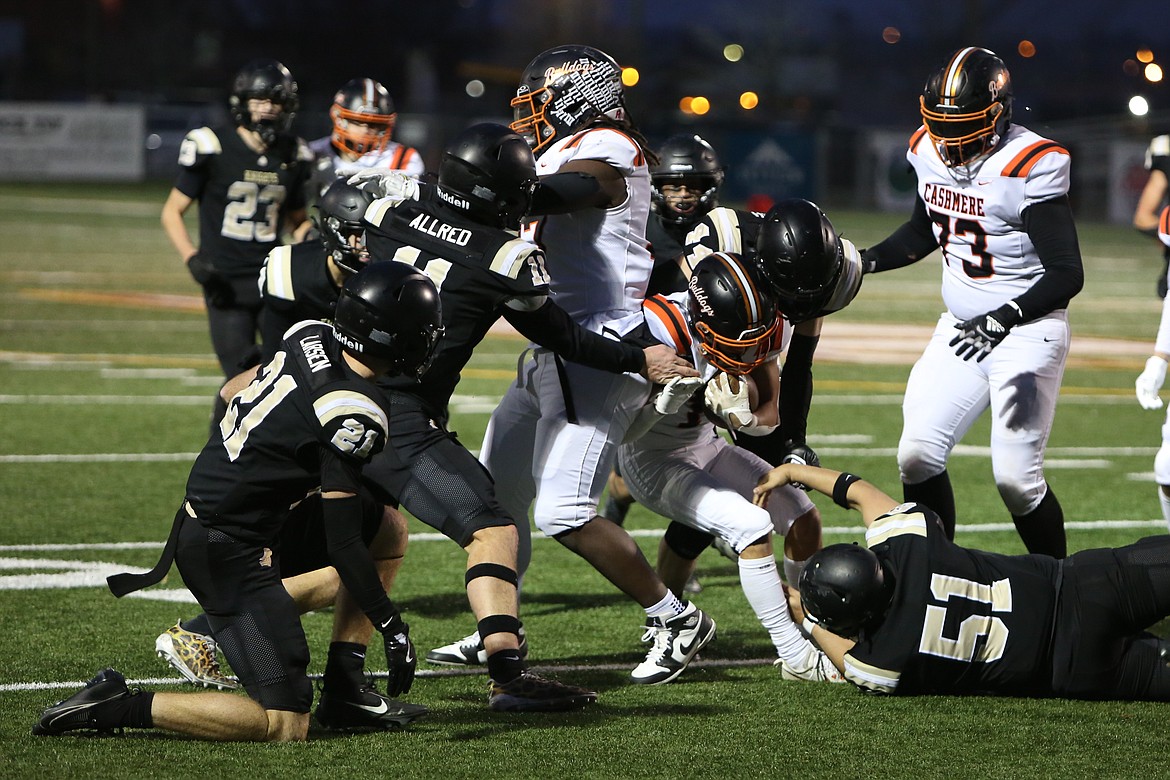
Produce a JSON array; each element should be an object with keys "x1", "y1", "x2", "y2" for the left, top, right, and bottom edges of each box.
[{"x1": 2, "y1": 182, "x2": 1168, "y2": 778}]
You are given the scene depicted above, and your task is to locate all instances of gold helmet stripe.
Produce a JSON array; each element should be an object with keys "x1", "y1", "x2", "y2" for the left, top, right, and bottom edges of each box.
[{"x1": 940, "y1": 46, "x2": 981, "y2": 106}]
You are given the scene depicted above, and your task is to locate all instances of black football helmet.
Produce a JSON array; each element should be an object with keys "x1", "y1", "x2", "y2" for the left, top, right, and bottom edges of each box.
[
  {"x1": 920, "y1": 47, "x2": 1013, "y2": 169},
  {"x1": 688, "y1": 251, "x2": 778, "y2": 375},
  {"x1": 651, "y1": 134, "x2": 725, "y2": 227},
  {"x1": 437, "y1": 123, "x2": 538, "y2": 230},
  {"x1": 317, "y1": 179, "x2": 375, "y2": 276},
  {"x1": 333, "y1": 262, "x2": 444, "y2": 378},
  {"x1": 755, "y1": 198, "x2": 844, "y2": 323},
  {"x1": 510, "y1": 44, "x2": 626, "y2": 154},
  {"x1": 798, "y1": 543, "x2": 893, "y2": 638},
  {"x1": 229, "y1": 59, "x2": 299, "y2": 146},
  {"x1": 330, "y1": 78, "x2": 397, "y2": 156}
]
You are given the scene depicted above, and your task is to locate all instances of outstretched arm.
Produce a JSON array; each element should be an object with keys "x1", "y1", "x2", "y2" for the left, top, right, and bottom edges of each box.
[{"x1": 753, "y1": 463, "x2": 899, "y2": 527}]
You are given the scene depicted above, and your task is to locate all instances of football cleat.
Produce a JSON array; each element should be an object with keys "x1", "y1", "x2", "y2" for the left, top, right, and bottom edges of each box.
[
  {"x1": 630, "y1": 602, "x2": 717, "y2": 685},
  {"x1": 315, "y1": 680, "x2": 428, "y2": 731},
  {"x1": 683, "y1": 572, "x2": 703, "y2": 595},
  {"x1": 711, "y1": 536, "x2": 738, "y2": 562},
  {"x1": 776, "y1": 652, "x2": 847, "y2": 684},
  {"x1": 155, "y1": 621, "x2": 238, "y2": 690},
  {"x1": 488, "y1": 671, "x2": 597, "y2": 712},
  {"x1": 32, "y1": 668, "x2": 134, "y2": 736},
  {"x1": 426, "y1": 626, "x2": 528, "y2": 666}
]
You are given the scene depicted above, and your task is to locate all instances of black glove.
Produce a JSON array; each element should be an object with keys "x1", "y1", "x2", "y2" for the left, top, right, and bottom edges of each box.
[
  {"x1": 378, "y1": 614, "x2": 416, "y2": 696},
  {"x1": 1158, "y1": 255, "x2": 1169, "y2": 300},
  {"x1": 860, "y1": 248, "x2": 878, "y2": 275},
  {"x1": 187, "y1": 253, "x2": 234, "y2": 307},
  {"x1": 781, "y1": 439, "x2": 819, "y2": 491},
  {"x1": 186, "y1": 252, "x2": 221, "y2": 286},
  {"x1": 949, "y1": 303, "x2": 1022, "y2": 362}
]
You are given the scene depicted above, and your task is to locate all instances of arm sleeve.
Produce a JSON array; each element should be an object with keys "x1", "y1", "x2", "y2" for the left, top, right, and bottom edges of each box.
[
  {"x1": 319, "y1": 455, "x2": 398, "y2": 628},
  {"x1": 866, "y1": 196, "x2": 939, "y2": 272},
  {"x1": 529, "y1": 172, "x2": 608, "y2": 214},
  {"x1": 503, "y1": 300, "x2": 645, "y2": 374},
  {"x1": 1013, "y1": 195, "x2": 1084, "y2": 320},
  {"x1": 779, "y1": 332, "x2": 819, "y2": 444}
]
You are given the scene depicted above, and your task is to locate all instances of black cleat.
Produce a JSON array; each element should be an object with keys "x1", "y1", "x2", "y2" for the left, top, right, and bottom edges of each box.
[
  {"x1": 314, "y1": 681, "x2": 428, "y2": 731},
  {"x1": 488, "y1": 671, "x2": 597, "y2": 712},
  {"x1": 32, "y1": 668, "x2": 133, "y2": 736}
]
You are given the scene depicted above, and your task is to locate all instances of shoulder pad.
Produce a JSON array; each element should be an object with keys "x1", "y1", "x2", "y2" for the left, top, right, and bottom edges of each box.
[
  {"x1": 642, "y1": 294, "x2": 693, "y2": 355},
  {"x1": 865, "y1": 504, "x2": 930, "y2": 547},
  {"x1": 183, "y1": 127, "x2": 222, "y2": 155},
  {"x1": 488, "y1": 238, "x2": 545, "y2": 281}
]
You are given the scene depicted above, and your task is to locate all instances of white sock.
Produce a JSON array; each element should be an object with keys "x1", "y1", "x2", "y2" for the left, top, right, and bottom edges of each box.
[
  {"x1": 644, "y1": 590, "x2": 685, "y2": 620},
  {"x1": 783, "y1": 556, "x2": 805, "y2": 588},
  {"x1": 738, "y1": 555, "x2": 811, "y2": 664},
  {"x1": 1159, "y1": 487, "x2": 1170, "y2": 533}
]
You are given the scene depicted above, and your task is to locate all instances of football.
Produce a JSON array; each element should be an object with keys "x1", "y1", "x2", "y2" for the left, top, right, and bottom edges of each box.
[{"x1": 704, "y1": 372, "x2": 759, "y2": 430}]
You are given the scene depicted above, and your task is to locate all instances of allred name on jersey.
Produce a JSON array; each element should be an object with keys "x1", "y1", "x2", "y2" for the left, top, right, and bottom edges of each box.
[{"x1": 922, "y1": 182, "x2": 985, "y2": 218}]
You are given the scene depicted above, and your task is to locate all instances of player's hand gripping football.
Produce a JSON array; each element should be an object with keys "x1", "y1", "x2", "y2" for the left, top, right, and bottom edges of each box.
[
  {"x1": 949, "y1": 303, "x2": 1022, "y2": 362},
  {"x1": 378, "y1": 613, "x2": 416, "y2": 696},
  {"x1": 704, "y1": 372, "x2": 755, "y2": 429},
  {"x1": 346, "y1": 169, "x2": 421, "y2": 203},
  {"x1": 1136, "y1": 355, "x2": 1169, "y2": 410}
]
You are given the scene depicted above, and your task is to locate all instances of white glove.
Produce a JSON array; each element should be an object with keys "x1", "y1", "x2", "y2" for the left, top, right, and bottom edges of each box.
[
  {"x1": 1136, "y1": 355, "x2": 1168, "y2": 410},
  {"x1": 704, "y1": 373, "x2": 754, "y2": 429},
  {"x1": 346, "y1": 170, "x2": 420, "y2": 202},
  {"x1": 653, "y1": 376, "x2": 704, "y2": 415}
]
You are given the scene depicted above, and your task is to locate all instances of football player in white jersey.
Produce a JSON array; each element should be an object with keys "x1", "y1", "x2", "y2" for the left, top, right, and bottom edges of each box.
[
  {"x1": 308, "y1": 78, "x2": 425, "y2": 198},
  {"x1": 861, "y1": 47, "x2": 1084, "y2": 558},
  {"x1": 1134, "y1": 206, "x2": 1170, "y2": 530},
  {"x1": 615, "y1": 252, "x2": 841, "y2": 683},
  {"x1": 441, "y1": 45, "x2": 714, "y2": 686}
]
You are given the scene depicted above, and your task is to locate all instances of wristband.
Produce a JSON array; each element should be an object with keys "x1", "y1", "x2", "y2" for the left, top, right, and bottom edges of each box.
[
  {"x1": 832, "y1": 472, "x2": 861, "y2": 509},
  {"x1": 801, "y1": 615, "x2": 818, "y2": 635}
]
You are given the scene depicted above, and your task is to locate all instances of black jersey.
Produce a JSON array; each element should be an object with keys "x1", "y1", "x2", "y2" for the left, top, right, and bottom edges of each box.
[
  {"x1": 174, "y1": 125, "x2": 313, "y2": 278},
  {"x1": 184, "y1": 320, "x2": 389, "y2": 543},
  {"x1": 645, "y1": 214, "x2": 689, "y2": 296},
  {"x1": 364, "y1": 198, "x2": 552, "y2": 413},
  {"x1": 256, "y1": 239, "x2": 341, "y2": 361},
  {"x1": 845, "y1": 502, "x2": 1062, "y2": 696},
  {"x1": 681, "y1": 206, "x2": 766, "y2": 275}
]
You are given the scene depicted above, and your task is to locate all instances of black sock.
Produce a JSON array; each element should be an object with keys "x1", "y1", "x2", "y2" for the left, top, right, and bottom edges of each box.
[
  {"x1": 323, "y1": 642, "x2": 368, "y2": 693},
  {"x1": 486, "y1": 649, "x2": 524, "y2": 684},
  {"x1": 1012, "y1": 487, "x2": 1067, "y2": 559},
  {"x1": 903, "y1": 471, "x2": 956, "y2": 539},
  {"x1": 94, "y1": 690, "x2": 154, "y2": 730},
  {"x1": 180, "y1": 614, "x2": 213, "y2": 636}
]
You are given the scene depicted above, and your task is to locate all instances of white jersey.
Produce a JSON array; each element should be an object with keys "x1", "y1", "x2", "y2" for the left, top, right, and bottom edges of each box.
[
  {"x1": 530, "y1": 126, "x2": 653, "y2": 331},
  {"x1": 308, "y1": 136, "x2": 425, "y2": 196},
  {"x1": 616, "y1": 292, "x2": 791, "y2": 451},
  {"x1": 908, "y1": 123, "x2": 1071, "y2": 321}
]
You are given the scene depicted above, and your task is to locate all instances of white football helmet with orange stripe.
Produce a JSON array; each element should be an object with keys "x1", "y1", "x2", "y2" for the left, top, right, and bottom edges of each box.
[
  {"x1": 920, "y1": 47, "x2": 1013, "y2": 169},
  {"x1": 510, "y1": 45, "x2": 626, "y2": 154}
]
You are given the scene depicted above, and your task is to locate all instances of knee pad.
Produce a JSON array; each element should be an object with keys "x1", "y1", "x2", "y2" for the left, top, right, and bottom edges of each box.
[
  {"x1": 664, "y1": 521, "x2": 715, "y2": 561},
  {"x1": 996, "y1": 478, "x2": 1046, "y2": 516},
  {"x1": 897, "y1": 438, "x2": 947, "y2": 484},
  {"x1": 465, "y1": 563, "x2": 519, "y2": 588}
]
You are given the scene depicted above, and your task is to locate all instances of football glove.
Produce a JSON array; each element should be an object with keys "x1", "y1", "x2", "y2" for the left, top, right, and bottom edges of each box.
[
  {"x1": 1136, "y1": 355, "x2": 1168, "y2": 410},
  {"x1": 780, "y1": 440, "x2": 819, "y2": 491},
  {"x1": 654, "y1": 375, "x2": 705, "y2": 415},
  {"x1": 704, "y1": 372, "x2": 754, "y2": 430},
  {"x1": 378, "y1": 614, "x2": 416, "y2": 696},
  {"x1": 346, "y1": 170, "x2": 420, "y2": 203},
  {"x1": 949, "y1": 303, "x2": 1023, "y2": 362}
]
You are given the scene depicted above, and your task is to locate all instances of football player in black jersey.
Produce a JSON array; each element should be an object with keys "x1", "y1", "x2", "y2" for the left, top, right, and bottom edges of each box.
[
  {"x1": 256, "y1": 178, "x2": 375, "y2": 361},
  {"x1": 161, "y1": 59, "x2": 314, "y2": 384},
  {"x1": 359, "y1": 122, "x2": 694, "y2": 711},
  {"x1": 756, "y1": 463, "x2": 1170, "y2": 700},
  {"x1": 34, "y1": 263, "x2": 442, "y2": 741}
]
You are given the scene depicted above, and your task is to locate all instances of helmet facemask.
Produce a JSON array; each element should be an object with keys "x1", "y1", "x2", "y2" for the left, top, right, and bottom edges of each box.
[
  {"x1": 920, "y1": 96, "x2": 1007, "y2": 168},
  {"x1": 652, "y1": 176, "x2": 722, "y2": 226},
  {"x1": 331, "y1": 106, "x2": 395, "y2": 156},
  {"x1": 694, "y1": 318, "x2": 778, "y2": 375}
]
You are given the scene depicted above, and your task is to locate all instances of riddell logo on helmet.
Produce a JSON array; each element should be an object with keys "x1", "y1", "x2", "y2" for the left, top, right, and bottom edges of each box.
[{"x1": 333, "y1": 327, "x2": 364, "y2": 353}]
